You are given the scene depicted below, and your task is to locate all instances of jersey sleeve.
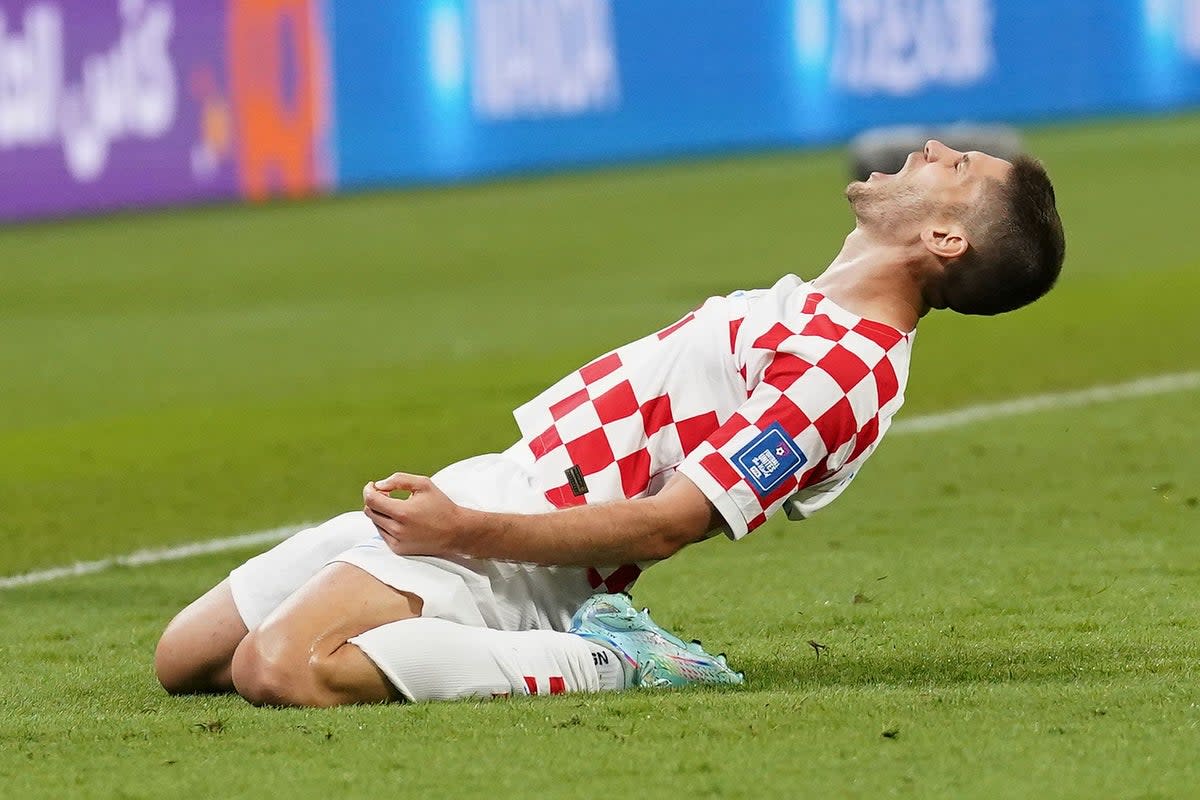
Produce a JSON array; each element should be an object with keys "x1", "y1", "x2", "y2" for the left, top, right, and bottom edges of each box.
[{"x1": 675, "y1": 348, "x2": 881, "y2": 540}]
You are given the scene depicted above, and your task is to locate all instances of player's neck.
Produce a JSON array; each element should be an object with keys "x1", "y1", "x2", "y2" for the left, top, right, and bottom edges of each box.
[{"x1": 810, "y1": 228, "x2": 926, "y2": 333}]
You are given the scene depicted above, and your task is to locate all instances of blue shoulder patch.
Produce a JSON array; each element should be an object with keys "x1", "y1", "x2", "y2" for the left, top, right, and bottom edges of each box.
[{"x1": 732, "y1": 422, "x2": 808, "y2": 497}]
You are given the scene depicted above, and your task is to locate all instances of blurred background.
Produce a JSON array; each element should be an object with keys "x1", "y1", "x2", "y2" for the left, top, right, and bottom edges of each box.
[
  {"x1": 2, "y1": 0, "x2": 1199, "y2": 216},
  {"x1": 2, "y1": 0, "x2": 1199, "y2": 571}
]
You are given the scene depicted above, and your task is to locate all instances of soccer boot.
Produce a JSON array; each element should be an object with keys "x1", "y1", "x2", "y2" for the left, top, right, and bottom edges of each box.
[{"x1": 569, "y1": 593, "x2": 745, "y2": 689}]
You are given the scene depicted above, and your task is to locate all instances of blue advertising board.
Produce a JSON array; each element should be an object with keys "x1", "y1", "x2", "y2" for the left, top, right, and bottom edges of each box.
[
  {"x1": 328, "y1": 0, "x2": 1200, "y2": 191},
  {"x1": 2, "y1": 1, "x2": 1198, "y2": 220}
]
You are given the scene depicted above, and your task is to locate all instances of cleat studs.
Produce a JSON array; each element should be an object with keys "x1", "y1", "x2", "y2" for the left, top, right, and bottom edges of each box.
[{"x1": 716, "y1": 653, "x2": 728, "y2": 666}]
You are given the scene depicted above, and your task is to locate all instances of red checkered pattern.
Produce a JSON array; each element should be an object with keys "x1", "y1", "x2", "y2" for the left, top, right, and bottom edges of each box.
[
  {"x1": 512, "y1": 276, "x2": 913, "y2": 587},
  {"x1": 522, "y1": 675, "x2": 566, "y2": 695}
]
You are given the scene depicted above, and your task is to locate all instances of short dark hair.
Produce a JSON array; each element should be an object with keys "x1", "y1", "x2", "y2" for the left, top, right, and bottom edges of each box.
[{"x1": 940, "y1": 156, "x2": 1065, "y2": 316}]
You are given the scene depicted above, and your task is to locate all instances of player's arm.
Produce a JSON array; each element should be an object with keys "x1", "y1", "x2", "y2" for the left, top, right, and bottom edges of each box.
[{"x1": 361, "y1": 471, "x2": 724, "y2": 566}]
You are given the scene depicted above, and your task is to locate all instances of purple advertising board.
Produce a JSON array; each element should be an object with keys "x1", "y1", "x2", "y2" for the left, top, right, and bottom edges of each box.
[{"x1": 0, "y1": 0, "x2": 332, "y2": 222}]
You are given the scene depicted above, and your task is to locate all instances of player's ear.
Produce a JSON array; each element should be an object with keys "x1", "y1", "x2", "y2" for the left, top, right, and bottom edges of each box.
[{"x1": 920, "y1": 224, "x2": 968, "y2": 260}]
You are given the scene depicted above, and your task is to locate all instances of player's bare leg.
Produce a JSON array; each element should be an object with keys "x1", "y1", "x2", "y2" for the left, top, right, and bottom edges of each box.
[
  {"x1": 229, "y1": 562, "x2": 422, "y2": 707},
  {"x1": 155, "y1": 579, "x2": 248, "y2": 694},
  {"x1": 157, "y1": 512, "x2": 387, "y2": 696}
]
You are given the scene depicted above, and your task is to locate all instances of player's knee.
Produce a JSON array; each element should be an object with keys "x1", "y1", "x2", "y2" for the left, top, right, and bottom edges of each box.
[
  {"x1": 154, "y1": 617, "x2": 208, "y2": 695},
  {"x1": 230, "y1": 633, "x2": 342, "y2": 708},
  {"x1": 153, "y1": 625, "x2": 187, "y2": 694},
  {"x1": 231, "y1": 634, "x2": 300, "y2": 706},
  {"x1": 153, "y1": 580, "x2": 247, "y2": 695}
]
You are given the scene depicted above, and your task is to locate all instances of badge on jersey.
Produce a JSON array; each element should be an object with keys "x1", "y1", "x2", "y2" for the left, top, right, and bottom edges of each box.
[
  {"x1": 565, "y1": 464, "x2": 589, "y2": 496},
  {"x1": 732, "y1": 422, "x2": 807, "y2": 496}
]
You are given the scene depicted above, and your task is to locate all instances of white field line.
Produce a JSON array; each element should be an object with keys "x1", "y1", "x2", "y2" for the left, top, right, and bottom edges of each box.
[
  {"x1": 890, "y1": 370, "x2": 1200, "y2": 434},
  {"x1": 2, "y1": 369, "x2": 1199, "y2": 591},
  {"x1": 0, "y1": 525, "x2": 306, "y2": 590}
]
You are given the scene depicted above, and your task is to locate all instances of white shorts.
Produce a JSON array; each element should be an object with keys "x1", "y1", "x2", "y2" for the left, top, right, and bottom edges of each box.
[{"x1": 228, "y1": 445, "x2": 596, "y2": 633}]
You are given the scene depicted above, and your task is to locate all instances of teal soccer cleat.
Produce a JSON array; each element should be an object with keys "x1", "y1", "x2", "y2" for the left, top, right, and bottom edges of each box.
[{"x1": 569, "y1": 593, "x2": 745, "y2": 689}]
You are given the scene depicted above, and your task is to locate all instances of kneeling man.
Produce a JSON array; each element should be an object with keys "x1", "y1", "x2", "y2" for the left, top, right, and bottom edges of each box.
[{"x1": 155, "y1": 141, "x2": 1064, "y2": 706}]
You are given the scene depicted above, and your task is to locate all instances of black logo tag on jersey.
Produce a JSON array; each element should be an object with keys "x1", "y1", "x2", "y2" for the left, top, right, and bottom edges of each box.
[{"x1": 565, "y1": 465, "x2": 589, "y2": 496}]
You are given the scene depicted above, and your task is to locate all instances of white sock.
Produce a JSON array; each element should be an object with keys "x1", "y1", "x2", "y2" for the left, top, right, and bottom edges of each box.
[
  {"x1": 349, "y1": 618, "x2": 608, "y2": 702},
  {"x1": 584, "y1": 641, "x2": 628, "y2": 691}
]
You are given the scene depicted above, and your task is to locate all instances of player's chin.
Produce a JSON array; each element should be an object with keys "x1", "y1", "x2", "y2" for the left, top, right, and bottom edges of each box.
[{"x1": 844, "y1": 180, "x2": 870, "y2": 203}]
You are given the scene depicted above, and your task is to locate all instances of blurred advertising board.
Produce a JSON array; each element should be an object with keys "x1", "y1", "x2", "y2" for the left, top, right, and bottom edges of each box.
[
  {"x1": 3, "y1": 1, "x2": 1200, "y2": 220},
  {"x1": 0, "y1": 0, "x2": 332, "y2": 221},
  {"x1": 330, "y1": 0, "x2": 1200, "y2": 190}
]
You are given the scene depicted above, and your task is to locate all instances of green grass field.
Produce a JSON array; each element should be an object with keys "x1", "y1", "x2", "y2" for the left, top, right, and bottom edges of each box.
[{"x1": 2, "y1": 114, "x2": 1199, "y2": 799}]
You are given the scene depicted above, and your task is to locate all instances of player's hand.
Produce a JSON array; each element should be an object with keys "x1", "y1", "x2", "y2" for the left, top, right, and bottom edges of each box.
[{"x1": 362, "y1": 473, "x2": 466, "y2": 557}]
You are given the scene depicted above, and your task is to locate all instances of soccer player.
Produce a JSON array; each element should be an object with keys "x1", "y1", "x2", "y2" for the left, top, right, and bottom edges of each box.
[{"x1": 155, "y1": 141, "x2": 1065, "y2": 706}]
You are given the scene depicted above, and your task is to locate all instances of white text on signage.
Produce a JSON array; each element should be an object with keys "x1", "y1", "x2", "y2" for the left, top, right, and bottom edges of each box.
[
  {"x1": 471, "y1": 0, "x2": 620, "y2": 120},
  {"x1": 832, "y1": 0, "x2": 994, "y2": 95},
  {"x1": 0, "y1": 0, "x2": 177, "y2": 181}
]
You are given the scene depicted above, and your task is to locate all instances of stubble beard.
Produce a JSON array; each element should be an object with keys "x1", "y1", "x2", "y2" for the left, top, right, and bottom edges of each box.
[{"x1": 845, "y1": 179, "x2": 930, "y2": 240}]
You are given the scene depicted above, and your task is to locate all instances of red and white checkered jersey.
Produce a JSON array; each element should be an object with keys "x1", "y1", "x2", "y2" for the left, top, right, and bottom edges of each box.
[{"x1": 512, "y1": 274, "x2": 913, "y2": 592}]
